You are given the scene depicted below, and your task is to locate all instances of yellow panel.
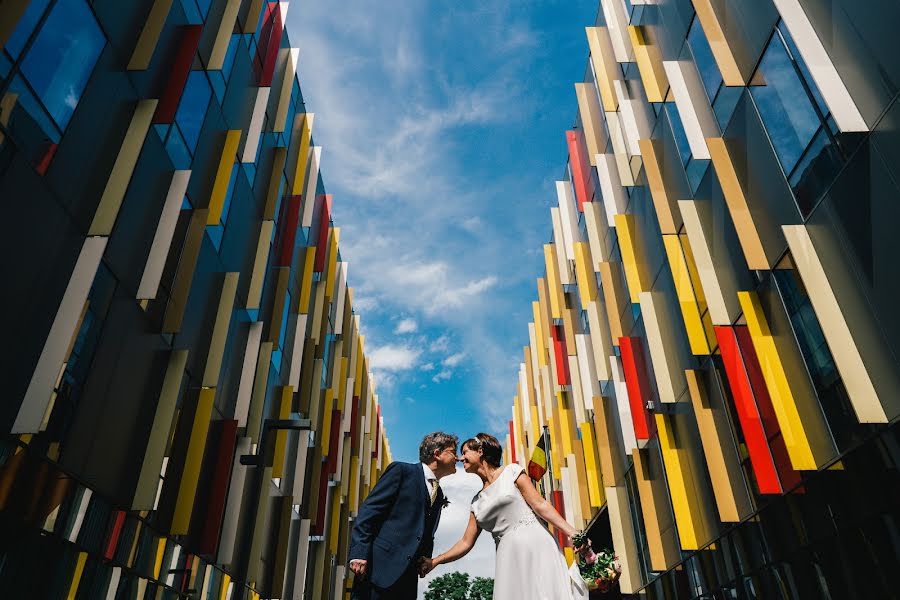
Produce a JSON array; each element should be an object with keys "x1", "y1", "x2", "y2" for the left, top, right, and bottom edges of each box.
[
  {"x1": 325, "y1": 228, "x2": 341, "y2": 298},
  {"x1": 690, "y1": 0, "x2": 750, "y2": 86},
  {"x1": 218, "y1": 574, "x2": 231, "y2": 600},
  {"x1": 783, "y1": 225, "x2": 900, "y2": 423},
  {"x1": 297, "y1": 247, "x2": 317, "y2": 313},
  {"x1": 547, "y1": 414, "x2": 562, "y2": 478},
  {"x1": 321, "y1": 389, "x2": 335, "y2": 456},
  {"x1": 579, "y1": 422, "x2": 605, "y2": 507},
  {"x1": 243, "y1": 0, "x2": 265, "y2": 33},
  {"x1": 575, "y1": 83, "x2": 606, "y2": 166},
  {"x1": 67, "y1": 552, "x2": 88, "y2": 600},
  {"x1": 585, "y1": 27, "x2": 619, "y2": 112},
  {"x1": 513, "y1": 395, "x2": 526, "y2": 457},
  {"x1": 706, "y1": 137, "x2": 773, "y2": 270},
  {"x1": 632, "y1": 444, "x2": 681, "y2": 571},
  {"x1": 543, "y1": 245, "x2": 564, "y2": 319},
  {"x1": 655, "y1": 413, "x2": 714, "y2": 550},
  {"x1": 203, "y1": 272, "x2": 239, "y2": 387},
  {"x1": 738, "y1": 291, "x2": 834, "y2": 470},
  {"x1": 153, "y1": 537, "x2": 166, "y2": 579},
  {"x1": 127, "y1": 0, "x2": 174, "y2": 70},
  {"x1": 291, "y1": 114, "x2": 314, "y2": 195},
  {"x1": 207, "y1": 130, "x2": 241, "y2": 225},
  {"x1": 532, "y1": 302, "x2": 548, "y2": 367},
  {"x1": 573, "y1": 242, "x2": 599, "y2": 309},
  {"x1": 605, "y1": 486, "x2": 641, "y2": 594},
  {"x1": 591, "y1": 396, "x2": 626, "y2": 486},
  {"x1": 171, "y1": 388, "x2": 215, "y2": 534},
  {"x1": 613, "y1": 214, "x2": 651, "y2": 303},
  {"x1": 599, "y1": 261, "x2": 633, "y2": 343},
  {"x1": 638, "y1": 138, "x2": 681, "y2": 234},
  {"x1": 628, "y1": 26, "x2": 670, "y2": 102},
  {"x1": 663, "y1": 235, "x2": 712, "y2": 355},
  {"x1": 686, "y1": 369, "x2": 753, "y2": 522},
  {"x1": 571, "y1": 440, "x2": 593, "y2": 520},
  {"x1": 208, "y1": 0, "x2": 242, "y2": 70},
  {"x1": 556, "y1": 393, "x2": 575, "y2": 457},
  {"x1": 272, "y1": 386, "x2": 293, "y2": 478},
  {"x1": 263, "y1": 147, "x2": 288, "y2": 220},
  {"x1": 349, "y1": 455, "x2": 360, "y2": 512},
  {"x1": 89, "y1": 100, "x2": 158, "y2": 235},
  {"x1": 529, "y1": 405, "x2": 541, "y2": 452}
]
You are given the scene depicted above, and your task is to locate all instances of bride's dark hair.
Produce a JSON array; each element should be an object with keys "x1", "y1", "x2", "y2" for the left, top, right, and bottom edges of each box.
[{"x1": 462, "y1": 433, "x2": 502, "y2": 467}]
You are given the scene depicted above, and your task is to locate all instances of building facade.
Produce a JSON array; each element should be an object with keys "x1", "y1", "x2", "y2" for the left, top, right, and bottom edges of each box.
[
  {"x1": 0, "y1": 1, "x2": 391, "y2": 598},
  {"x1": 503, "y1": 1, "x2": 900, "y2": 598}
]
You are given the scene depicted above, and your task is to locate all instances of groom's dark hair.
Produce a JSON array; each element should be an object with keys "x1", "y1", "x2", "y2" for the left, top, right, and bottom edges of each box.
[{"x1": 419, "y1": 432, "x2": 458, "y2": 463}]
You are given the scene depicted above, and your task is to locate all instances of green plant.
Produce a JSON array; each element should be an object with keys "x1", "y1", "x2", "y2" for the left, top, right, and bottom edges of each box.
[
  {"x1": 468, "y1": 576, "x2": 494, "y2": 600},
  {"x1": 423, "y1": 572, "x2": 495, "y2": 600}
]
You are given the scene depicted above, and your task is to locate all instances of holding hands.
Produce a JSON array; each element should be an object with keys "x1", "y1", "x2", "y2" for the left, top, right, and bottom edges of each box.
[{"x1": 417, "y1": 556, "x2": 435, "y2": 577}]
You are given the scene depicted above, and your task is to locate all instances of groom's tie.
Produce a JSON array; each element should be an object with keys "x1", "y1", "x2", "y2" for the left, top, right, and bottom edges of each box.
[{"x1": 429, "y1": 479, "x2": 439, "y2": 506}]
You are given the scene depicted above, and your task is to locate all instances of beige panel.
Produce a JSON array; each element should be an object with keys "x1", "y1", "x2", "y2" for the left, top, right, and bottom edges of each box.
[
  {"x1": 300, "y1": 146, "x2": 322, "y2": 227},
  {"x1": 245, "y1": 220, "x2": 274, "y2": 310},
  {"x1": 242, "y1": 87, "x2": 270, "y2": 162},
  {"x1": 628, "y1": 25, "x2": 670, "y2": 102},
  {"x1": 267, "y1": 267, "x2": 291, "y2": 346},
  {"x1": 614, "y1": 79, "x2": 652, "y2": 158},
  {"x1": 583, "y1": 201, "x2": 611, "y2": 268},
  {"x1": 14, "y1": 237, "x2": 107, "y2": 433},
  {"x1": 609, "y1": 356, "x2": 638, "y2": 454},
  {"x1": 690, "y1": 0, "x2": 754, "y2": 86},
  {"x1": 600, "y1": 0, "x2": 634, "y2": 63},
  {"x1": 551, "y1": 209, "x2": 573, "y2": 285},
  {"x1": 604, "y1": 114, "x2": 636, "y2": 187},
  {"x1": 639, "y1": 291, "x2": 686, "y2": 404},
  {"x1": 274, "y1": 48, "x2": 300, "y2": 133},
  {"x1": 162, "y1": 209, "x2": 208, "y2": 333},
  {"x1": 605, "y1": 486, "x2": 642, "y2": 593},
  {"x1": 585, "y1": 300, "x2": 613, "y2": 381},
  {"x1": 678, "y1": 199, "x2": 742, "y2": 325},
  {"x1": 585, "y1": 26, "x2": 620, "y2": 112},
  {"x1": 263, "y1": 147, "x2": 288, "y2": 220},
  {"x1": 596, "y1": 153, "x2": 630, "y2": 227},
  {"x1": 556, "y1": 181, "x2": 582, "y2": 260},
  {"x1": 592, "y1": 396, "x2": 626, "y2": 486},
  {"x1": 127, "y1": 0, "x2": 175, "y2": 70},
  {"x1": 638, "y1": 137, "x2": 682, "y2": 235},
  {"x1": 783, "y1": 225, "x2": 900, "y2": 422},
  {"x1": 686, "y1": 369, "x2": 753, "y2": 522},
  {"x1": 242, "y1": 0, "x2": 266, "y2": 33},
  {"x1": 202, "y1": 272, "x2": 239, "y2": 388},
  {"x1": 234, "y1": 322, "x2": 262, "y2": 426},
  {"x1": 247, "y1": 342, "x2": 273, "y2": 444},
  {"x1": 137, "y1": 170, "x2": 191, "y2": 300},
  {"x1": 132, "y1": 350, "x2": 188, "y2": 509},
  {"x1": 217, "y1": 436, "x2": 251, "y2": 566},
  {"x1": 207, "y1": 0, "x2": 243, "y2": 70},
  {"x1": 633, "y1": 443, "x2": 681, "y2": 571},
  {"x1": 89, "y1": 100, "x2": 158, "y2": 235},
  {"x1": 575, "y1": 83, "x2": 608, "y2": 165},
  {"x1": 599, "y1": 261, "x2": 633, "y2": 343},
  {"x1": 662, "y1": 60, "x2": 718, "y2": 159}
]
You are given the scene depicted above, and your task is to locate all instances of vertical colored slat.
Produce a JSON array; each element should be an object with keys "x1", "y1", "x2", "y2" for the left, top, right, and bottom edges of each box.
[
  {"x1": 153, "y1": 26, "x2": 203, "y2": 123},
  {"x1": 618, "y1": 336, "x2": 656, "y2": 443},
  {"x1": 277, "y1": 195, "x2": 302, "y2": 267},
  {"x1": 566, "y1": 130, "x2": 593, "y2": 211},
  {"x1": 128, "y1": 0, "x2": 175, "y2": 70},
  {"x1": 614, "y1": 213, "x2": 651, "y2": 303},
  {"x1": 207, "y1": 130, "x2": 241, "y2": 225},
  {"x1": 199, "y1": 420, "x2": 238, "y2": 555},
  {"x1": 172, "y1": 389, "x2": 215, "y2": 534}
]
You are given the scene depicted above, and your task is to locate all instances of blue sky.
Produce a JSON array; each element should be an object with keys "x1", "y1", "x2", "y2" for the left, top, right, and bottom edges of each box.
[{"x1": 286, "y1": 3, "x2": 596, "y2": 461}]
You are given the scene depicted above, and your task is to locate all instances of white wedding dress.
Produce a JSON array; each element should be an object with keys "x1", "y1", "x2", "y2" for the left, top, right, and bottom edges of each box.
[{"x1": 471, "y1": 463, "x2": 589, "y2": 600}]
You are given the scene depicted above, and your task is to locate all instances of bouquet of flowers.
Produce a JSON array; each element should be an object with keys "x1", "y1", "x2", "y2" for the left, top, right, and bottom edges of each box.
[{"x1": 571, "y1": 532, "x2": 621, "y2": 593}]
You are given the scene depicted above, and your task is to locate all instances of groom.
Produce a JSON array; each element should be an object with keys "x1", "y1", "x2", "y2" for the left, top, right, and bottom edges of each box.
[{"x1": 348, "y1": 431, "x2": 458, "y2": 599}]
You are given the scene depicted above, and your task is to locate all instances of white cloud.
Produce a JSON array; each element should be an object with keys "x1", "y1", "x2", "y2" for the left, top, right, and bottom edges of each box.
[
  {"x1": 368, "y1": 344, "x2": 421, "y2": 371},
  {"x1": 442, "y1": 352, "x2": 466, "y2": 368},
  {"x1": 419, "y1": 362, "x2": 435, "y2": 372},
  {"x1": 418, "y1": 469, "x2": 495, "y2": 598},
  {"x1": 432, "y1": 369, "x2": 453, "y2": 383},
  {"x1": 395, "y1": 318, "x2": 418, "y2": 334},
  {"x1": 429, "y1": 335, "x2": 450, "y2": 353}
]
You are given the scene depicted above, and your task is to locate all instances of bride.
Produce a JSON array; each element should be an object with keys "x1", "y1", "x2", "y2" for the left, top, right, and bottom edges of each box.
[{"x1": 419, "y1": 433, "x2": 589, "y2": 599}]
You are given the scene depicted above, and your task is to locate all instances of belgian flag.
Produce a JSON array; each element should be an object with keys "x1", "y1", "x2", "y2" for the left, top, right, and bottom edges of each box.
[{"x1": 528, "y1": 433, "x2": 547, "y2": 480}]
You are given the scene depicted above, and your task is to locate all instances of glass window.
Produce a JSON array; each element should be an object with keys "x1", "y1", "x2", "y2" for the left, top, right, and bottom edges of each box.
[
  {"x1": 687, "y1": 16, "x2": 722, "y2": 105},
  {"x1": 19, "y1": 0, "x2": 105, "y2": 132},
  {"x1": 3, "y1": 0, "x2": 51, "y2": 60},
  {"x1": 750, "y1": 32, "x2": 822, "y2": 178},
  {"x1": 175, "y1": 71, "x2": 211, "y2": 154}
]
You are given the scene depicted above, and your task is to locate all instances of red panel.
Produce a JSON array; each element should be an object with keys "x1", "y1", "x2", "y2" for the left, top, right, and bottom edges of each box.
[
  {"x1": 259, "y1": 4, "x2": 284, "y2": 87},
  {"x1": 276, "y1": 194, "x2": 301, "y2": 267},
  {"x1": 509, "y1": 420, "x2": 517, "y2": 463},
  {"x1": 551, "y1": 325, "x2": 571, "y2": 386},
  {"x1": 313, "y1": 194, "x2": 332, "y2": 273},
  {"x1": 253, "y1": 3, "x2": 276, "y2": 83},
  {"x1": 552, "y1": 491, "x2": 568, "y2": 548},
  {"x1": 103, "y1": 510, "x2": 126, "y2": 560},
  {"x1": 326, "y1": 410, "x2": 342, "y2": 475},
  {"x1": 35, "y1": 143, "x2": 57, "y2": 175},
  {"x1": 313, "y1": 463, "x2": 330, "y2": 536},
  {"x1": 153, "y1": 25, "x2": 203, "y2": 124},
  {"x1": 715, "y1": 326, "x2": 783, "y2": 494},
  {"x1": 618, "y1": 336, "x2": 656, "y2": 442},
  {"x1": 566, "y1": 129, "x2": 594, "y2": 212},
  {"x1": 199, "y1": 419, "x2": 238, "y2": 554}
]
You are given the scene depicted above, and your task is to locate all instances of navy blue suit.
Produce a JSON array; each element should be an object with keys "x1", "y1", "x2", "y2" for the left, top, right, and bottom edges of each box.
[{"x1": 349, "y1": 462, "x2": 444, "y2": 599}]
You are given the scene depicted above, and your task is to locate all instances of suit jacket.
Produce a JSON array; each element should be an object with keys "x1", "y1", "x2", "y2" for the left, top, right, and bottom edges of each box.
[{"x1": 348, "y1": 462, "x2": 445, "y2": 589}]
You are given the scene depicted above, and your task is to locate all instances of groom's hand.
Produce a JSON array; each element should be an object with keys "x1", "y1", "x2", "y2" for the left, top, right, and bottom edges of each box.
[
  {"x1": 417, "y1": 557, "x2": 434, "y2": 577},
  {"x1": 349, "y1": 559, "x2": 367, "y2": 577}
]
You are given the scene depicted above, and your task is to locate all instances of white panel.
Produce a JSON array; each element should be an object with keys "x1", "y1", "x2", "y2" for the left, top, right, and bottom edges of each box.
[
  {"x1": 586, "y1": 303, "x2": 613, "y2": 381},
  {"x1": 609, "y1": 356, "x2": 638, "y2": 454},
  {"x1": 568, "y1": 355, "x2": 588, "y2": 424},
  {"x1": 575, "y1": 334, "x2": 601, "y2": 410},
  {"x1": 104, "y1": 567, "x2": 121, "y2": 600},
  {"x1": 614, "y1": 79, "x2": 652, "y2": 157},
  {"x1": 15, "y1": 236, "x2": 107, "y2": 433},
  {"x1": 560, "y1": 465, "x2": 581, "y2": 525},
  {"x1": 603, "y1": 113, "x2": 635, "y2": 187},
  {"x1": 300, "y1": 146, "x2": 322, "y2": 227},
  {"x1": 234, "y1": 322, "x2": 263, "y2": 426},
  {"x1": 605, "y1": 486, "x2": 642, "y2": 594},
  {"x1": 596, "y1": 153, "x2": 629, "y2": 225},
  {"x1": 242, "y1": 87, "x2": 271, "y2": 162},
  {"x1": 274, "y1": 48, "x2": 299, "y2": 133},
  {"x1": 550, "y1": 209, "x2": 573, "y2": 285},
  {"x1": 583, "y1": 201, "x2": 610, "y2": 266},
  {"x1": 332, "y1": 566, "x2": 345, "y2": 600},
  {"x1": 518, "y1": 365, "x2": 531, "y2": 428},
  {"x1": 639, "y1": 291, "x2": 685, "y2": 404},
  {"x1": 555, "y1": 180, "x2": 582, "y2": 260},
  {"x1": 293, "y1": 520, "x2": 311, "y2": 600},
  {"x1": 334, "y1": 262, "x2": 348, "y2": 334},
  {"x1": 528, "y1": 323, "x2": 544, "y2": 427},
  {"x1": 663, "y1": 60, "x2": 718, "y2": 159},
  {"x1": 68, "y1": 489, "x2": 93, "y2": 542},
  {"x1": 218, "y1": 437, "x2": 251, "y2": 565},
  {"x1": 601, "y1": 0, "x2": 634, "y2": 63},
  {"x1": 137, "y1": 170, "x2": 191, "y2": 300},
  {"x1": 771, "y1": 0, "x2": 868, "y2": 132},
  {"x1": 286, "y1": 313, "x2": 309, "y2": 388},
  {"x1": 291, "y1": 430, "x2": 311, "y2": 499}
]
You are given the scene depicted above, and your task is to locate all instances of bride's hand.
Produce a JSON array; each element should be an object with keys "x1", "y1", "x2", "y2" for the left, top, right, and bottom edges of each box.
[
  {"x1": 417, "y1": 557, "x2": 435, "y2": 577},
  {"x1": 572, "y1": 536, "x2": 592, "y2": 552}
]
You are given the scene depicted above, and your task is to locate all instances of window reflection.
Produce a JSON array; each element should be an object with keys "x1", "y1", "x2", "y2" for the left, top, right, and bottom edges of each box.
[
  {"x1": 3, "y1": 0, "x2": 51, "y2": 60},
  {"x1": 175, "y1": 71, "x2": 211, "y2": 154},
  {"x1": 686, "y1": 16, "x2": 721, "y2": 105},
  {"x1": 19, "y1": 0, "x2": 105, "y2": 132}
]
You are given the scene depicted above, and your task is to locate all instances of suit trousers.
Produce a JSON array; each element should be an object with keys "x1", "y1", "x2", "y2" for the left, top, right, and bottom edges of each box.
[{"x1": 351, "y1": 560, "x2": 418, "y2": 600}]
